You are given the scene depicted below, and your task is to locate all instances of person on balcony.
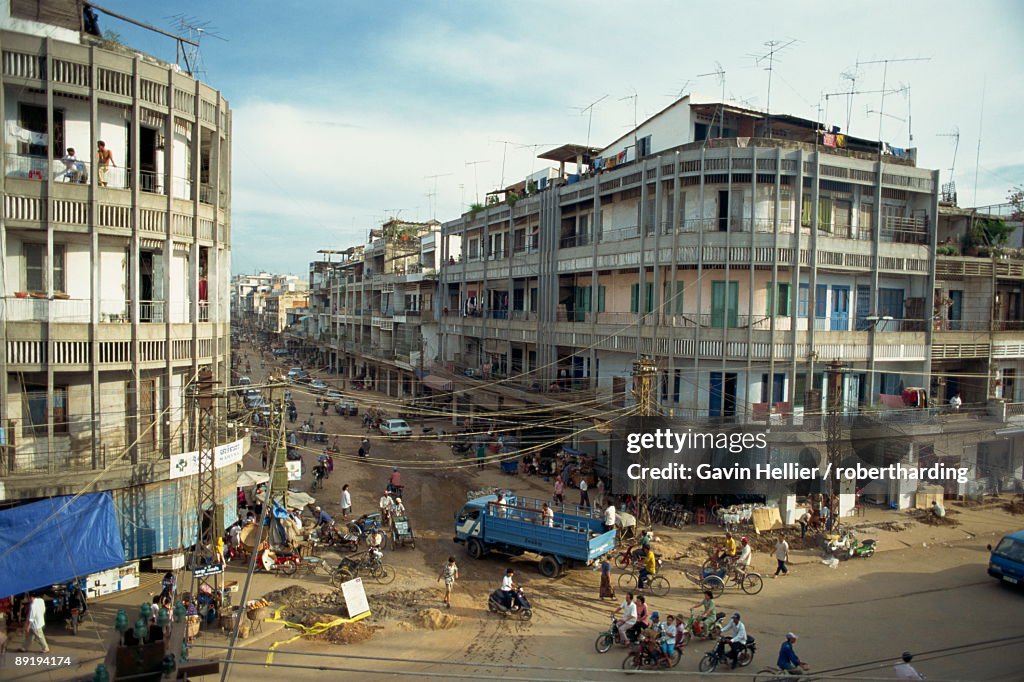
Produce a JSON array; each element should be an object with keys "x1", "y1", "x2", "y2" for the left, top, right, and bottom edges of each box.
[{"x1": 96, "y1": 140, "x2": 115, "y2": 187}]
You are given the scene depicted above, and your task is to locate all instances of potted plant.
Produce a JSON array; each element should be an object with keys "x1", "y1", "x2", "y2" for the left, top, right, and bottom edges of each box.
[{"x1": 14, "y1": 291, "x2": 28, "y2": 298}]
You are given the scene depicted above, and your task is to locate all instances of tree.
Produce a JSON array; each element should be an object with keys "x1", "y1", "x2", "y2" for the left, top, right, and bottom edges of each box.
[{"x1": 1009, "y1": 185, "x2": 1023, "y2": 223}]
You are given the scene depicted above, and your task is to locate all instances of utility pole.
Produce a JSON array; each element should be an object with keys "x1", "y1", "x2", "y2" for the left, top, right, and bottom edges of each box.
[
  {"x1": 824, "y1": 360, "x2": 847, "y2": 520},
  {"x1": 188, "y1": 368, "x2": 222, "y2": 599},
  {"x1": 631, "y1": 356, "x2": 658, "y2": 526}
]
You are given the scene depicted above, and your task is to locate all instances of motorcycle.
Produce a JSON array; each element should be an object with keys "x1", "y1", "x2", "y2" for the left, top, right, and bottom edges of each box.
[
  {"x1": 487, "y1": 587, "x2": 533, "y2": 621},
  {"x1": 595, "y1": 616, "x2": 639, "y2": 653},
  {"x1": 825, "y1": 529, "x2": 876, "y2": 560},
  {"x1": 678, "y1": 610, "x2": 726, "y2": 646},
  {"x1": 622, "y1": 634, "x2": 682, "y2": 671},
  {"x1": 258, "y1": 546, "x2": 302, "y2": 575},
  {"x1": 698, "y1": 636, "x2": 757, "y2": 672},
  {"x1": 451, "y1": 441, "x2": 472, "y2": 457}
]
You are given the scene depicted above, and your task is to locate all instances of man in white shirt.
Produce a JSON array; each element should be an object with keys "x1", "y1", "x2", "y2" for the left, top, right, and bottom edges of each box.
[
  {"x1": 494, "y1": 493, "x2": 507, "y2": 518},
  {"x1": 603, "y1": 503, "x2": 617, "y2": 532},
  {"x1": 379, "y1": 491, "x2": 394, "y2": 519},
  {"x1": 773, "y1": 538, "x2": 789, "y2": 577},
  {"x1": 893, "y1": 652, "x2": 926, "y2": 679},
  {"x1": 718, "y1": 612, "x2": 747, "y2": 668},
  {"x1": 500, "y1": 568, "x2": 517, "y2": 610},
  {"x1": 579, "y1": 479, "x2": 590, "y2": 507},
  {"x1": 949, "y1": 393, "x2": 962, "y2": 411},
  {"x1": 736, "y1": 537, "x2": 753, "y2": 576},
  {"x1": 22, "y1": 594, "x2": 49, "y2": 653},
  {"x1": 614, "y1": 592, "x2": 637, "y2": 644}
]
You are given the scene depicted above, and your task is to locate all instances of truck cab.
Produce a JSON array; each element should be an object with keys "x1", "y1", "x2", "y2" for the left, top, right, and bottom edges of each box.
[{"x1": 988, "y1": 530, "x2": 1024, "y2": 587}]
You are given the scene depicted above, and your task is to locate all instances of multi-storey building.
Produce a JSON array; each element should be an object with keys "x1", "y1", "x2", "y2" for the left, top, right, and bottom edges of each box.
[
  {"x1": 434, "y1": 95, "x2": 1023, "y2": 500},
  {"x1": 0, "y1": 2, "x2": 238, "y2": 558},
  {"x1": 230, "y1": 271, "x2": 273, "y2": 326}
]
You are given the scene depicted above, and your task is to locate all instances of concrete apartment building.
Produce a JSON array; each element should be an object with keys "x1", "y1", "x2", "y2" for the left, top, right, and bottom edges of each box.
[
  {"x1": 293, "y1": 220, "x2": 451, "y2": 395},
  {"x1": 0, "y1": 1, "x2": 239, "y2": 557},
  {"x1": 432, "y1": 95, "x2": 1023, "y2": 501}
]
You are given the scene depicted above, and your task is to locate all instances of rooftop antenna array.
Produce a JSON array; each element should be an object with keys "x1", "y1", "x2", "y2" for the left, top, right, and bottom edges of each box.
[
  {"x1": 696, "y1": 62, "x2": 726, "y2": 143},
  {"x1": 750, "y1": 38, "x2": 797, "y2": 139},
  {"x1": 166, "y1": 14, "x2": 227, "y2": 79},
  {"x1": 937, "y1": 127, "x2": 960, "y2": 203},
  {"x1": 424, "y1": 173, "x2": 452, "y2": 220},
  {"x1": 573, "y1": 94, "x2": 609, "y2": 151},
  {"x1": 465, "y1": 160, "x2": 488, "y2": 206},
  {"x1": 855, "y1": 56, "x2": 930, "y2": 145}
]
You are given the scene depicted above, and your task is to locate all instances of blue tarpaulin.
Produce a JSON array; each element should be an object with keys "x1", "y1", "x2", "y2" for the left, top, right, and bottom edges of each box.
[{"x1": 0, "y1": 492, "x2": 125, "y2": 596}]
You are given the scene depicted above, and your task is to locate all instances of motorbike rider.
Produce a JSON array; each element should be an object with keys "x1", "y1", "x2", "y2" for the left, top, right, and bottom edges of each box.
[
  {"x1": 65, "y1": 582, "x2": 87, "y2": 629},
  {"x1": 778, "y1": 632, "x2": 809, "y2": 674},
  {"x1": 612, "y1": 592, "x2": 637, "y2": 644},
  {"x1": 499, "y1": 568, "x2": 518, "y2": 610},
  {"x1": 628, "y1": 594, "x2": 650, "y2": 641},
  {"x1": 691, "y1": 590, "x2": 716, "y2": 635},
  {"x1": 312, "y1": 462, "x2": 327, "y2": 487},
  {"x1": 388, "y1": 468, "x2": 402, "y2": 493},
  {"x1": 717, "y1": 612, "x2": 748, "y2": 669}
]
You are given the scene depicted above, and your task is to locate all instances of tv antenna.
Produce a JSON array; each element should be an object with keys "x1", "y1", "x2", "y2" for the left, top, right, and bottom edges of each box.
[
  {"x1": 424, "y1": 173, "x2": 452, "y2": 220},
  {"x1": 937, "y1": 127, "x2": 960, "y2": 198},
  {"x1": 697, "y1": 62, "x2": 727, "y2": 142},
  {"x1": 667, "y1": 79, "x2": 693, "y2": 100},
  {"x1": 491, "y1": 140, "x2": 520, "y2": 190},
  {"x1": 751, "y1": 38, "x2": 798, "y2": 138},
  {"x1": 465, "y1": 160, "x2": 488, "y2": 206},
  {"x1": 855, "y1": 56, "x2": 930, "y2": 144},
  {"x1": 167, "y1": 14, "x2": 227, "y2": 78},
  {"x1": 573, "y1": 94, "x2": 609, "y2": 150}
]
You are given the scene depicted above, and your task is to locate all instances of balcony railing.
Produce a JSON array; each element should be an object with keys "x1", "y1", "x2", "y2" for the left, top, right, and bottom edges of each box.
[{"x1": 3, "y1": 296, "x2": 91, "y2": 322}]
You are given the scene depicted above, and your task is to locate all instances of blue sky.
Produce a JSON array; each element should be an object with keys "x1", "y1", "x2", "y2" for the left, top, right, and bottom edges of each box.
[{"x1": 99, "y1": 1, "x2": 1024, "y2": 276}]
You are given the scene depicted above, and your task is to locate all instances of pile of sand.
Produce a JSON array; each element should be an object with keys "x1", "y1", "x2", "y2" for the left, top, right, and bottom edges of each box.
[
  {"x1": 1003, "y1": 499, "x2": 1024, "y2": 516},
  {"x1": 300, "y1": 616, "x2": 380, "y2": 645},
  {"x1": 414, "y1": 608, "x2": 460, "y2": 630}
]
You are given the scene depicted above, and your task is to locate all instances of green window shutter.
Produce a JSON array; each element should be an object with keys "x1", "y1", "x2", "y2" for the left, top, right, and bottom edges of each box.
[
  {"x1": 779, "y1": 283, "x2": 791, "y2": 316},
  {"x1": 674, "y1": 281, "x2": 684, "y2": 314},
  {"x1": 801, "y1": 195, "x2": 812, "y2": 228},
  {"x1": 582, "y1": 286, "x2": 591, "y2": 313},
  {"x1": 819, "y1": 197, "x2": 832, "y2": 232},
  {"x1": 711, "y1": 281, "x2": 725, "y2": 328},
  {"x1": 597, "y1": 285, "x2": 606, "y2": 313},
  {"x1": 766, "y1": 282, "x2": 774, "y2": 316},
  {"x1": 631, "y1": 283, "x2": 639, "y2": 313},
  {"x1": 645, "y1": 283, "x2": 654, "y2": 313},
  {"x1": 728, "y1": 281, "x2": 739, "y2": 327}
]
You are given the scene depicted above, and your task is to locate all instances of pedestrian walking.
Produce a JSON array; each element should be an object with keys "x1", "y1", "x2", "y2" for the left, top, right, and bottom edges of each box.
[
  {"x1": 553, "y1": 477, "x2": 564, "y2": 505},
  {"x1": 340, "y1": 484, "x2": 352, "y2": 518},
  {"x1": 261, "y1": 446, "x2": 268, "y2": 470},
  {"x1": 579, "y1": 478, "x2": 590, "y2": 507},
  {"x1": 437, "y1": 556, "x2": 459, "y2": 609},
  {"x1": 20, "y1": 594, "x2": 49, "y2": 653},
  {"x1": 599, "y1": 557, "x2": 616, "y2": 600},
  {"x1": 773, "y1": 538, "x2": 790, "y2": 577}
]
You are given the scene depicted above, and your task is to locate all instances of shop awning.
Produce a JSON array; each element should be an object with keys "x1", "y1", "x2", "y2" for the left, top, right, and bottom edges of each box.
[
  {"x1": 423, "y1": 374, "x2": 452, "y2": 392},
  {"x1": 0, "y1": 493, "x2": 125, "y2": 596}
]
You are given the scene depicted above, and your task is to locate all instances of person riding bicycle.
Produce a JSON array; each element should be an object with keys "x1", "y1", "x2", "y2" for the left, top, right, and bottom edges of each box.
[
  {"x1": 691, "y1": 590, "x2": 716, "y2": 635},
  {"x1": 777, "y1": 632, "x2": 809, "y2": 674},
  {"x1": 637, "y1": 546, "x2": 657, "y2": 589},
  {"x1": 717, "y1": 612, "x2": 748, "y2": 669},
  {"x1": 718, "y1": 531, "x2": 738, "y2": 566},
  {"x1": 735, "y1": 537, "x2": 753, "y2": 577}
]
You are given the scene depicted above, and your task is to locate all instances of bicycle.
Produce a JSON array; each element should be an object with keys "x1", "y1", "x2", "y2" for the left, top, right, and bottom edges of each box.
[
  {"x1": 617, "y1": 570, "x2": 670, "y2": 597},
  {"x1": 753, "y1": 664, "x2": 813, "y2": 681}
]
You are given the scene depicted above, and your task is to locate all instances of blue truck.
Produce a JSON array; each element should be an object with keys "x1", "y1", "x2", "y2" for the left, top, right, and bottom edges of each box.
[{"x1": 453, "y1": 494, "x2": 616, "y2": 577}]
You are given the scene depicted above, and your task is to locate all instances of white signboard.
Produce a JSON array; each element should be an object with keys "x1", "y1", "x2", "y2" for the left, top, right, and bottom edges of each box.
[
  {"x1": 340, "y1": 577, "x2": 370, "y2": 617},
  {"x1": 169, "y1": 437, "x2": 247, "y2": 479},
  {"x1": 285, "y1": 461, "x2": 302, "y2": 481}
]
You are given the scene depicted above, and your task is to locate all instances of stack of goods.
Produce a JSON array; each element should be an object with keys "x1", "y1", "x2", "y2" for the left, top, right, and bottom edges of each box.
[{"x1": 245, "y1": 598, "x2": 271, "y2": 621}]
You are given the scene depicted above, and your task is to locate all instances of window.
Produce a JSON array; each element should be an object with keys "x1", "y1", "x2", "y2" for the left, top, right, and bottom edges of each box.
[
  {"x1": 766, "y1": 282, "x2": 792, "y2": 316},
  {"x1": 801, "y1": 194, "x2": 812, "y2": 228},
  {"x1": 529, "y1": 287, "x2": 537, "y2": 313},
  {"x1": 468, "y1": 239, "x2": 479, "y2": 259},
  {"x1": 815, "y1": 284, "x2": 828, "y2": 319},
  {"x1": 630, "y1": 282, "x2": 654, "y2": 314},
  {"x1": 24, "y1": 243, "x2": 66, "y2": 292},
  {"x1": 641, "y1": 197, "x2": 656, "y2": 234},
  {"x1": 818, "y1": 197, "x2": 833, "y2": 232},
  {"x1": 22, "y1": 383, "x2": 68, "y2": 435},
  {"x1": 572, "y1": 285, "x2": 604, "y2": 321},
  {"x1": 513, "y1": 229, "x2": 526, "y2": 252},
  {"x1": 798, "y1": 283, "x2": 809, "y2": 318},
  {"x1": 637, "y1": 135, "x2": 652, "y2": 157},
  {"x1": 711, "y1": 281, "x2": 739, "y2": 328},
  {"x1": 878, "y1": 288, "x2": 905, "y2": 319},
  {"x1": 19, "y1": 103, "x2": 64, "y2": 158},
  {"x1": 663, "y1": 280, "x2": 684, "y2": 314}
]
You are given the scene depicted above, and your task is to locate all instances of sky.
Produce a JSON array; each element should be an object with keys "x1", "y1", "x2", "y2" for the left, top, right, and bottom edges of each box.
[{"x1": 98, "y1": 1, "x2": 1024, "y2": 276}]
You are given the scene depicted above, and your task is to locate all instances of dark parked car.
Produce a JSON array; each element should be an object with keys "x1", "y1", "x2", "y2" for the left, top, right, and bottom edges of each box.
[{"x1": 334, "y1": 399, "x2": 358, "y2": 416}]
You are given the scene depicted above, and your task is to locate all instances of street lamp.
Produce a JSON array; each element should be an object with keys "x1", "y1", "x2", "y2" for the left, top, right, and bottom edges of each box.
[{"x1": 864, "y1": 314, "x2": 894, "y2": 405}]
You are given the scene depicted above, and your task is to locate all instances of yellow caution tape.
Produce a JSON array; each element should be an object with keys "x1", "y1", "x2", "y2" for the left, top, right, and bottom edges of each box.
[{"x1": 263, "y1": 606, "x2": 372, "y2": 665}]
